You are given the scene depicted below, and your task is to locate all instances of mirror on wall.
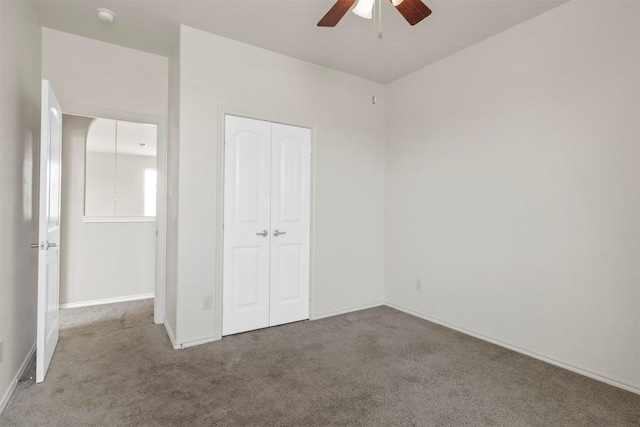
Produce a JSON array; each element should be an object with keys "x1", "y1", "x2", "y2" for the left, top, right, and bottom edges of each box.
[{"x1": 84, "y1": 118, "x2": 158, "y2": 218}]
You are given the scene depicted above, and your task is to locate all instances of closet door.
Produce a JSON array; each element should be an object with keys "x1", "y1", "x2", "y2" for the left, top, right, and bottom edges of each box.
[
  {"x1": 222, "y1": 116, "x2": 272, "y2": 336},
  {"x1": 269, "y1": 123, "x2": 311, "y2": 326}
]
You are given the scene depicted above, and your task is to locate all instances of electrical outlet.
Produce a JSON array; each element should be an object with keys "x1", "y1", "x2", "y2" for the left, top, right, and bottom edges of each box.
[
  {"x1": 415, "y1": 280, "x2": 422, "y2": 292},
  {"x1": 202, "y1": 295, "x2": 213, "y2": 310}
]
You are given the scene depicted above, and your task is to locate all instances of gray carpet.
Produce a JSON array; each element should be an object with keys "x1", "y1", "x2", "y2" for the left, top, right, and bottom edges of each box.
[{"x1": 1, "y1": 300, "x2": 638, "y2": 426}]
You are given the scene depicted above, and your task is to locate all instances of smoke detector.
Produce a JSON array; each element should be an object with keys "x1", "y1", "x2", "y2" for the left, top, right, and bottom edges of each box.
[{"x1": 97, "y1": 8, "x2": 116, "y2": 23}]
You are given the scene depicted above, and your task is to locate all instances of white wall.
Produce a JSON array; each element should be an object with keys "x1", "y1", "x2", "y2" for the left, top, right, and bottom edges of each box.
[
  {"x1": 42, "y1": 29, "x2": 168, "y2": 307},
  {"x1": 41, "y1": 28, "x2": 167, "y2": 118},
  {"x1": 171, "y1": 26, "x2": 386, "y2": 345},
  {"x1": 385, "y1": 0, "x2": 639, "y2": 392},
  {"x1": 60, "y1": 115, "x2": 156, "y2": 306},
  {"x1": 85, "y1": 151, "x2": 156, "y2": 217},
  {"x1": 0, "y1": 0, "x2": 41, "y2": 412},
  {"x1": 85, "y1": 151, "x2": 118, "y2": 216}
]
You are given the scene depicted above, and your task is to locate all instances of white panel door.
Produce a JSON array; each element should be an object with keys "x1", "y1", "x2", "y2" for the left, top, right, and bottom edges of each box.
[
  {"x1": 269, "y1": 123, "x2": 311, "y2": 327},
  {"x1": 36, "y1": 80, "x2": 62, "y2": 383},
  {"x1": 223, "y1": 115, "x2": 311, "y2": 336},
  {"x1": 222, "y1": 116, "x2": 272, "y2": 336}
]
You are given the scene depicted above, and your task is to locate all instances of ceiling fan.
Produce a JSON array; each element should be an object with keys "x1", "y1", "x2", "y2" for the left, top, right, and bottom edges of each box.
[{"x1": 318, "y1": 0, "x2": 432, "y2": 27}]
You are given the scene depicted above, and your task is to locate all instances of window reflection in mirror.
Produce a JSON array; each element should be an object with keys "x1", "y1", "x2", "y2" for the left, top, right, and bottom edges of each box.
[{"x1": 85, "y1": 118, "x2": 158, "y2": 218}]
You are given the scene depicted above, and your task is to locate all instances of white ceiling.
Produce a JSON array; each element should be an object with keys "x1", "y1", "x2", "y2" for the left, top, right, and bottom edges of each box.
[{"x1": 35, "y1": 0, "x2": 568, "y2": 83}]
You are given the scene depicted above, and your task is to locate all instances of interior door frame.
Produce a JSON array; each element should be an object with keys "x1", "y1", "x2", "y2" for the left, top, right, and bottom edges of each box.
[
  {"x1": 62, "y1": 103, "x2": 168, "y2": 324},
  {"x1": 214, "y1": 107, "x2": 317, "y2": 340}
]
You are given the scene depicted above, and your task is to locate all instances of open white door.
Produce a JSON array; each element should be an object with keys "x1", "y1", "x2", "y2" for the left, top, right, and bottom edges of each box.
[{"x1": 36, "y1": 80, "x2": 62, "y2": 383}]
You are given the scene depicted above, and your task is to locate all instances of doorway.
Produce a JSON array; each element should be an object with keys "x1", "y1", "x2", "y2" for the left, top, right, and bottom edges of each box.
[
  {"x1": 222, "y1": 115, "x2": 312, "y2": 336},
  {"x1": 59, "y1": 108, "x2": 167, "y2": 324}
]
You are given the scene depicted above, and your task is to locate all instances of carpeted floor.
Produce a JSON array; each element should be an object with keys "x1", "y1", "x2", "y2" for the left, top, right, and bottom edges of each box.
[{"x1": 1, "y1": 300, "x2": 638, "y2": 426}]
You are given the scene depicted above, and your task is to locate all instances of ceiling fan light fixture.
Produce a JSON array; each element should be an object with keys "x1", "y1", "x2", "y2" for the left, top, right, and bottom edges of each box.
[
  {"x1": 352, "y1": 0, "x2": 376, "y2": 19},
  {"x1": 391, "y1": 0, "x2": 404, "y2": 5}
]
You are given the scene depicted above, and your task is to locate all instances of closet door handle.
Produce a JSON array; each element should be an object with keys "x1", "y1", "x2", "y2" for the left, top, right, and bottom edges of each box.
[
  {"x1": 273, "y1": 230, "x2": 286, "y2": 237},
  {"x1": 256, "y1": 230, "x2": 268, "y2": 237}
]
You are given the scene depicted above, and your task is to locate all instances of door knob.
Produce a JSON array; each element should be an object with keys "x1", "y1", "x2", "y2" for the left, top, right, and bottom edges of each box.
[
  {"x1": 256, "y1": 230, "x2": 268, "y2": 237},
  {"x1": 30, "y1": 243, "x2": 40, "y2": 249},
  {"x1": 47, "y1": 242, "x2": 57, "y2": 249},
  {"x1": 273, "y1": 230, "x2": 287, "y2": 237}
]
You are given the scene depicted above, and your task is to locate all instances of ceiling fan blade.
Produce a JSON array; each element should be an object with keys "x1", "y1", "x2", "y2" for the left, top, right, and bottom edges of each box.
[
  {"x1": 317, "y1": 0, "x2": 357, "y2": 27},
  {"x1": 392, "y1": 0, "x2": 432, "y2": 26}
]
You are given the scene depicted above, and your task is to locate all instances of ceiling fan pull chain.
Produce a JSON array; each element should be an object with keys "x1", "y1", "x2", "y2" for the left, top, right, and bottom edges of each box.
[
  {"x1": 371, "y1": 0, "x2": 380, "y2": 104},
  {"x1": 378, "y1": 0, "x2": 383, "y2": 39}
]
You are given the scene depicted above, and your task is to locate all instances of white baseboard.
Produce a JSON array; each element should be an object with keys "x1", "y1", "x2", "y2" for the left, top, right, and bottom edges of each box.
[
  {"x1": 179, "y1": 336, "x2": 220, "y2": 350},
  {"x1": 164, "y1": 322, "x2": 219, "y2": 350},
  {"x1": 386, "y1": 302, "x2": 640, "y2": 396},
  {"x1": 0, "y1": 342, "x2": 36, "y2": 416},
  {"x1": 59, "y1": 293, "x2": 154, "y2": 309},
  {"x1": 168, "y1": 301, "x2": 388, "y2": 350},
  {"x1": 164, "y1": 321, "x2": 180, "y2": 350},
  {"x1": 170, "y1": 302, "x2": 386, "y2": 350},
  {"x1": 311, "y1": 301, "x2": 385, "y2": 321}
]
